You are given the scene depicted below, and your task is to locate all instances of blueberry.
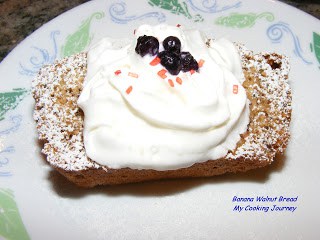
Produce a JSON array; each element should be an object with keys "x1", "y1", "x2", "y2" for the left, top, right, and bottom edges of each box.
[
  {"x1": 180, "y1": 51, "x2": 199, "y2": 72},
  {"x1": 135, "y1": 35, "x2": 159, "y2": 57},
  {"x1": 158, "y1": 51, "x2": 182, "y2": 75},
  {"x1": 163, "y1": 36, "x2": 181, "y2": 53}
]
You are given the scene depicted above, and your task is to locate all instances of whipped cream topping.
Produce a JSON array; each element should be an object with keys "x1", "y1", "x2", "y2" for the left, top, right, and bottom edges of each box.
[{"x1": 78, "y1": 24, "x2": 249, "y2": 171}]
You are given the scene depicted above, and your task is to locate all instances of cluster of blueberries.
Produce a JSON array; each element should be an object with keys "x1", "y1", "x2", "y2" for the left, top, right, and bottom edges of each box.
[{"x1": 135, "y1": 35, "x2": 199, "y2": 75}]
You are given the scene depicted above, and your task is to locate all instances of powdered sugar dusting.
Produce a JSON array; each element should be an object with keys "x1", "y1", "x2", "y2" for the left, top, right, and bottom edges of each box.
[
  {"x1": 226, "y1": 44, "x2": 292, "y2": 161},
  {"x1": 32, "y1": 53, "x2": 100, "y2": 171}
]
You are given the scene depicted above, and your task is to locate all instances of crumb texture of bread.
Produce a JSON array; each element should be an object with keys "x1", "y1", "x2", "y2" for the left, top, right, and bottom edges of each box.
[
  {"x1": 32, "y1": 46, "x2": 292, "y2": 187},
  {"x1": 226, "y1": 45, "x2": 291, "y2": 162},
  {"x1": 32, "y1": 53, "x2": 100, "y2": 171}
]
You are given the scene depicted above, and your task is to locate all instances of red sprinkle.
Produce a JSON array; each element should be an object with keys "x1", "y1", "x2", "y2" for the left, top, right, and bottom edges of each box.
[
  {"x1": 126, "y1": 86, "x2": 133, "y2": 94},
  {"x1": 150, "y1": 56, "x2": 161, "y2": 66},
  {"x1": 168, "y1": 79, "x2": 174, "y2": 87},
  {"x1": 176, "y1": 77, "x2": 182, "y2": 85},
  {"x1": 190, "y1": 69, "x2": 196, "y2": 75},
  {"x1": 176, "y1": 24, "x2": 181, "y2": 27},
  {"x1": 198, "y1": 59, "x2": 205, "y2": 68},
  {"x1": 128, "y1": 72, "x2": 139, "y2": 78},
  {"x1": 233, "y1": 84, "x2": 238, "y2": 94},
  {"x1": 114, "y1": 70, "x2": 121, "y2": 75},
  {"x1": 158, "y1": 69, "x2": 167, "y2": 79}
]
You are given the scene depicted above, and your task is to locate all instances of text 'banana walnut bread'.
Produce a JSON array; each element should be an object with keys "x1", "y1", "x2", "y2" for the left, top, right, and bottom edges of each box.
[{"x1": 32, "y1": 24, "x2": 292, "y2": 187}]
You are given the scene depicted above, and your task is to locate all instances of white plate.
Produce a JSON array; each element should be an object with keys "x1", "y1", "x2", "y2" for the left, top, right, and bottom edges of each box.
[{"x1": 1, "y1": 0, "x2": 320, "y2": 239}]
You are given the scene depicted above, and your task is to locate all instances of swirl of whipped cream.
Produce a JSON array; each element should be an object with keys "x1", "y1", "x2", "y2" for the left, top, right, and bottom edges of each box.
[{"x1": 78, "y1": 24, "x2": 249, "y2": 170}]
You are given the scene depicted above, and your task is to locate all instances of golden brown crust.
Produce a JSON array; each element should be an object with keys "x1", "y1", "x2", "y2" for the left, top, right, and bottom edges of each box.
[
  {"x1": 55, "y1": 157, "x2": 269, "y2": 187},
  {"x1": 32, "y1": 45, "x2": 292, "y2": 187}
]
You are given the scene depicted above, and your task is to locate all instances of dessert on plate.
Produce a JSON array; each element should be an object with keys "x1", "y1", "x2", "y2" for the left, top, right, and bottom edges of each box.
[{"x1": 32, "y1": 24, "x2": 292, "y2": 187}]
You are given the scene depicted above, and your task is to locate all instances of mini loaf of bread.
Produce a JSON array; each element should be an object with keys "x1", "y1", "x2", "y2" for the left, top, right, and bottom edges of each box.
[{"x1": 32, "y1": 44, "x2": 292, "y2": 187}]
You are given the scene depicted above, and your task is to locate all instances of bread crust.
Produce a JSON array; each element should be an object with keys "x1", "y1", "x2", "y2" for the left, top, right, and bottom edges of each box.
[{"x1": 32, "y1": 45, "x2": 292, "y2": 187}]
